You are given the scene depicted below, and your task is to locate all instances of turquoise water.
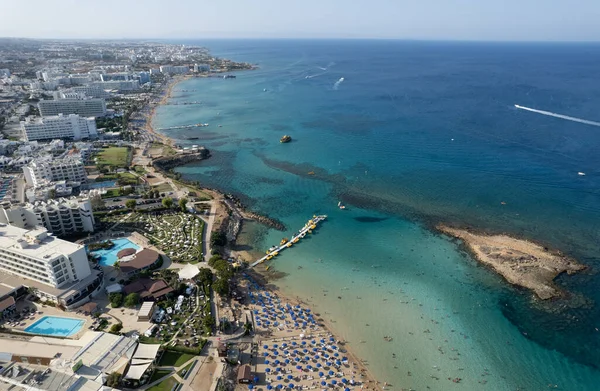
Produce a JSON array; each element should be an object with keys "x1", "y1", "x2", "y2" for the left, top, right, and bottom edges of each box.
[
  {"x1": 155, "y1": 40, "x2": 600, "y2": 390},
  {"x1": 87, "y1": 180, "x2": 117, "y2": 189},
  {"x1": 25, "y1": 316, "x2": 84, "y2": 337},
  {"x1": 91, "y1": 238, "x2": 141, "y2": 266}
]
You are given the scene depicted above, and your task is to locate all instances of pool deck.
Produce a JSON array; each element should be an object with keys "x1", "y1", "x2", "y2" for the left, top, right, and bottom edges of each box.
[{"x1": 5, "y1": 301, "x2": 91, "y2": 339}]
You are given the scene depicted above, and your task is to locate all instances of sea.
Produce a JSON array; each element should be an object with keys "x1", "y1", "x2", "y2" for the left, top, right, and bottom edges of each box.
[{"x1": 153, "y1": 40, "x2": 600, "y2": 390}]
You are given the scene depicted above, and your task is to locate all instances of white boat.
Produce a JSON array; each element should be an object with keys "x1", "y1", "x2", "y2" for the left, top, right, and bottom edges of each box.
[
  {"x1": 578, "y1": 172, "x2": 586, "y2": 176},
  {"x1": 338, "y1": 201, "x2": 346, "y2": 210}
]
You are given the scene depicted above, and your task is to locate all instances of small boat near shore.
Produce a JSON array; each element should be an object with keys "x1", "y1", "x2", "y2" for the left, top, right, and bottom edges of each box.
[
  {"x1": 280, "y1": 135, "x2": 292, "y2": 143},
  {"x1": 338, "y1": 201, "x2": 347, "y2": 210}
]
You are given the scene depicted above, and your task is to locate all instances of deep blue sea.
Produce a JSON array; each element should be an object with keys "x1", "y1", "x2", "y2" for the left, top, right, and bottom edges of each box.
[{"x1": 155, "y1": 40, "x2": 600, "y2": 390}]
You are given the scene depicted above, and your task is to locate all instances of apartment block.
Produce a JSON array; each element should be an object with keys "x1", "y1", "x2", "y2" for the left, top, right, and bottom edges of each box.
[
  {"x1": 21, "y1": 114, "x2": 97, "y2": 141},
  {"x1": 23, "y1": 157, "x2": 87, "y2": 187},
  {"x1": 38, "y1": 98, "x2": 107, "y2": 118}
]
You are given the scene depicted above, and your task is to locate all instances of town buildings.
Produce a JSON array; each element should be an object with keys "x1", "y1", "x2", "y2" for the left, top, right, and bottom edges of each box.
[
  {"x1": 38, "y1": 97, "x2": 107, "y2": 118},
  {"x1": 23, "y1": 157, "x2": 87, "y2": 187},
  {"x1": 0, "y1": 224, "x2": 102, "y2": 307},
  {"x1": 20, "y1": 114, "x2": 97, "y2": 141},
  {"x1": 0, "y1": 197, "x2": 95, "y2": 235}
]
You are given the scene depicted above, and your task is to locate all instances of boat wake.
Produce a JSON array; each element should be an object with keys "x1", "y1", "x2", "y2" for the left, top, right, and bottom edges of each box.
[
  {"x1": 514, "y1": 104, "x2": 600, "y2": 127},
  {"x1": 333, "y1": 77, "x2": 345, "y2": 90}
]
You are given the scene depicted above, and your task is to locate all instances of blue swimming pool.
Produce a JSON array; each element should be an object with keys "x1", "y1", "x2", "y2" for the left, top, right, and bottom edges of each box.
[
  {"x1": 88, "y1": 180, "x2": 117, "y2": 189},
  {"x1": 91, "y1": 238, "x2": 141, "y2": 266},
  {"x1": 25, "y1": 316, "x2": 85, "y2": 337}
]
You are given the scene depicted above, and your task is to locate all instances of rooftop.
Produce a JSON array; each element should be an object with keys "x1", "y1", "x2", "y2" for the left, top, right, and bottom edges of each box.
[
  {"x1": 118, "y1": 248, "x2": 160, "y2": 274},
  {"x1": 0, "y1": 224, "x2": 83, "y2": 262}
]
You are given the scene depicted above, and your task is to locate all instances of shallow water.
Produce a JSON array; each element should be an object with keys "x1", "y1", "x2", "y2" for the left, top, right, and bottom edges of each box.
[{"x1": 156, "y1": 40, "x2": 600, "y2": 390}]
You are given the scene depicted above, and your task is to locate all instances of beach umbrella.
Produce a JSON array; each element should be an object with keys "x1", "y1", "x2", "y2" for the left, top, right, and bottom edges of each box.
[
  {"x1": 277, "y1": 376, "x2": 282, "y2": 381},
  {"x1": 326, "y1": 362, "x2": 332, "y2": 367},
  {"x1": 321, "y1": 381, "x2": 327, "y2": 386},
  {"x1": 303, "y1": 349, "x2": 308, "y2": 353},
  {"x1": 330, "y1": 337, "x2": 335, "y2": 342},
  {"x1": 335, "y1": 360, "x2": 341, "y2": 366},
  {"x1": 328, "y1": 371, "x2": 334, "y2": 376},
  {"x1": 265, "y1": 360, "x2": 270, "y2": 365},
  {"x1": 267, "y1": 386, "x2": 273, "y2": 390},
  {"x1": 277, "y1": 385, "x2": 283, "y2": 389},
  {"x1": 318, "y1": 372, "x2": 324, "y2": 377},
  {"x1": 332, "y1": 380, "x2": 337, "y2": 385},
  {"x1": 292, "y1": 341, "x2": 297, "y2": 346},
  {"x1": 248, "y1": 385, "x2": 254, "y2": 390},
  {"x1": 264, "y1": 345, "x2": 269, "y2": 349},
  {"x1": 307, "y1": 365, "x2": 313, "y2": 369},
  {"x1": 282, "y1": 343, "x2": 288, "y2": 347},
  {"x1": 254, "y1": 377, "x2": 260, "y2": 383},
  {"x1": 273, "y1": 351, "x2": 279, "y2": 356},
  {"x1": 275, "y1": 360, "x2": 280, "y2": 365},
  {"x1": 266, "y1": 368, "x2": 271, "y2": 373},
  {"x1": 345, "y1": 388, "x2": 350, "y2": 391},
  {"x1": 301, "y1": 341, "x2": 307, "y2": 345},
  {"x1": 287, "y1": 375, "x2": 293, "y2": 380},
  {"x1": 285, "y1": 359, "x2": 290, "y2": 364},
  {"x1": 341, "y1": 379, "x2": 348, "y2": 384},
  {"x1": 289, "y1": 384, "x2": 295, "y2": 389},
  {"x1": 334, "y1": 353, "x2": 339, "y2": 357},
  {"x1": 284, "y1": 350, "x2": 289, "y2": 355},
  {"x1": 264, "y1": 353, "x2": 270, "y2": 357},
  {"x1": 316, "y1": 363, "x2": 322, "y2": 368},
  {"x1": 274, "y1": 344, "x2": 279, "y2": 348},
  {"x1": 296, "y1": 365, "x2": 302, "y2": 370}
]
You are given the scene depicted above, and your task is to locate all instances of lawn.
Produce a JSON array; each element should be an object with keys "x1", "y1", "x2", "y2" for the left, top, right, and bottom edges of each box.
[
  {"x1": 149, "y1": 369, "x2": 172, "y2": 383},
  {"x1": 158, "y1": 351, "x2": 195, "y2": 367},
  {"x1": 147, "y1": 377, "x2": 179, "y2": 391},
  {"x1": 178, "y1": 360, "x2": 195, "y2": 378},
  {"x1": 96, "y1": 147, "x2": 130, "y2": 168}
]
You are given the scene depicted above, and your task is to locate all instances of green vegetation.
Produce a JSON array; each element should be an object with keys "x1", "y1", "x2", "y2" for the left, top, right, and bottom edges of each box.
[
  {"x1": 210, "y1": 231, "x2": 227, "y2": 247},
  {"x1": 197, "y1": 268, "x2": 213, "y2": 286},
  {"x1": 96, "y1": 147, "x2": 130, "y2": 169},
  {"x1": 149, "y1": 369, "x2": 172, "y2": 384},
  {"x1": 109, "y1": 293, "x2": 123, "y2": 308},
  {"x1": 178, "y1": 198, "x2": 188, "y2": 212},
  {"x1": 109, "y1": 323, "x2": 123, "y2": 335},
  {"x1": 88, "y1": 240, "x2": 114, "y2": 251},
  {"x1": 202, "y1": 315, "x2": 215, "y2": 335},
  {"x1": 162, "y1": 197, "x2": 174, "y2": 209},
  {"x1": 124, "y1": 293, "x2": 140, "y2": 307},
  {"x1": 147, "y1": 376, "x2": 179, "y2": 391},
  {"x1": 158, "y1": 351, "x2": 195, "y2": 367},
  {"x1": 125, "y1": 199, "x2": 137, "y2": 210},
  {"x1": 178, "y1": 360, "x2": 195, "y2": 378},
  {"x1": 105, "y1": 372, "x2": 122, "y2": 387}
]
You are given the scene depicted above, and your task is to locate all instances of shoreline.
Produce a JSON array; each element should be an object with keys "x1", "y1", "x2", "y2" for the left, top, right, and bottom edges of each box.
[{"x1": 144, "y1": 74, "x2": 385, "y2": 390}]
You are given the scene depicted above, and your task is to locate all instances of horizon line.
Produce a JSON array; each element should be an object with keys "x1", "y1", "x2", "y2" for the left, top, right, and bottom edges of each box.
[{"x1": 2, "y1": 36, "x2": 600, "y2": 44}]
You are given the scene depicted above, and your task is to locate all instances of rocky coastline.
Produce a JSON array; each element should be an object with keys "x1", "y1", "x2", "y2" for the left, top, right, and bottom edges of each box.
[{"x1": 437, "y1": 224, "x2": 586, "y2": 300}]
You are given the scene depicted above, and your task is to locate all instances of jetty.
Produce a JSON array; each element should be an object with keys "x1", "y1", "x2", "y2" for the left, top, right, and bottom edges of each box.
[
  {"x1": 250, "y1": 215, "x2": 327, "y2": 268},
  {"x1": 156, "y1": 123, "x2": 208, "y2": 131}
]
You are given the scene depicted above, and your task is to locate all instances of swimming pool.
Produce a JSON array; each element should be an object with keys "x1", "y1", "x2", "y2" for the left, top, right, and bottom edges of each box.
[
  {"x1": 91, "y1": 238, "x2": 141, "y2": 266},
  {"x1": 88, "y1": 180, "x2": 117, "y2": 189},
  {"x1": 24, "y1": 316, "x2": 85, "y2": 337}
]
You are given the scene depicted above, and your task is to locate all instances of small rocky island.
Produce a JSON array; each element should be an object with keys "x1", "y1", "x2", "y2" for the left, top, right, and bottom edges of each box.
[{"x1": 438, "y1": 225, "x2": 586, "y2": 300}]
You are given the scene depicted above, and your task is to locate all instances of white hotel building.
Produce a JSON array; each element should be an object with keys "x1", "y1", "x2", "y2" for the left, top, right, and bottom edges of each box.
[
  {"x1": 38, "y1": 98, "x2": 107, "y2": 118},
  {"x1": 21, "y1": 114, "x2": 98, "y2": 142},
  {"x1": 0, "y1": 197, "x2": 95, "y2": 236},
  {"x1": 0, "y1": 224, "x2": 103, "y2": 307},
  {"x1": 23, "y1": 157, "x2": 87, "y2": 187}
]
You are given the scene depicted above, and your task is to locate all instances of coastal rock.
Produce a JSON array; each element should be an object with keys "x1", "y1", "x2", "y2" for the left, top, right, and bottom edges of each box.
[
  {"x1": 437, "y1": 225, "x2": 586, "y2": 300},
  {"x1": 153, "y1": 149, "x2": 210, "y2": 171}
]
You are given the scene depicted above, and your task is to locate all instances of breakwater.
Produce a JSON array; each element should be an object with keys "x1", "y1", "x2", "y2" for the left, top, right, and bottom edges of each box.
[{"x1": 152, "y1": 149, "x2": 210, "y2": 171}]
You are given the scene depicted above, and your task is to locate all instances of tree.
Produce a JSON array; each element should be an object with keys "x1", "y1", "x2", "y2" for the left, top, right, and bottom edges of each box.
[
  {"x1": 178, "y1": 197, "x2": 189, "y2": 212},
  {"x1": 243, "y1": 321, "x2": 253, "y2": 336},
  {"x1": 125, "y1": 199, "x2": 137, "y2": 210},
  {"x1": 124, "y1": 293, "x2": 140, "y2": 307},
  {"x1": 162, "y1": 197, "x2": 173, "y2": 209},
  {"x1": 109, "y1": 323, "x2": 123, "y2": 335},
  {"x1": 197, "y1": 268, "x2": 213, "y2": 286},
  {"x1": 109, "y1": 293, "x2": 123, "y2": 308},
  {"x1": 210, "y1": 231, "x2": 226, "y2": 247},
  {"x1": 105, "y1": 372, "x2": 121, "y2": 387},
  {"x1": 203, "y1": 315, "x2": 215, "y2": 334},
  {"x1": 213, "y1": 278, "x2": 229, "y2": 297}
]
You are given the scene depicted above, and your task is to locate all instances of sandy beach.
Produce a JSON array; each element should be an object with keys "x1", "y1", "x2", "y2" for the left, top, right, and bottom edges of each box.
[{"x1": 145, "y1": 75, "x2": 384, "y2": 391}]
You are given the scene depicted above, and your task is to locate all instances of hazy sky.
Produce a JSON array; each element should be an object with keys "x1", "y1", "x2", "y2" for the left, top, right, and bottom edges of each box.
[{"x1": 2, "y1": 0, "x2": 600, "y2": 41}]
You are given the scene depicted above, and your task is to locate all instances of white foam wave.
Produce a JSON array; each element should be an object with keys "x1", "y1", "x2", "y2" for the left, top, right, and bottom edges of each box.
[{"x1": 514, "y1": 104, "x2": 600, "y2": 127}]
